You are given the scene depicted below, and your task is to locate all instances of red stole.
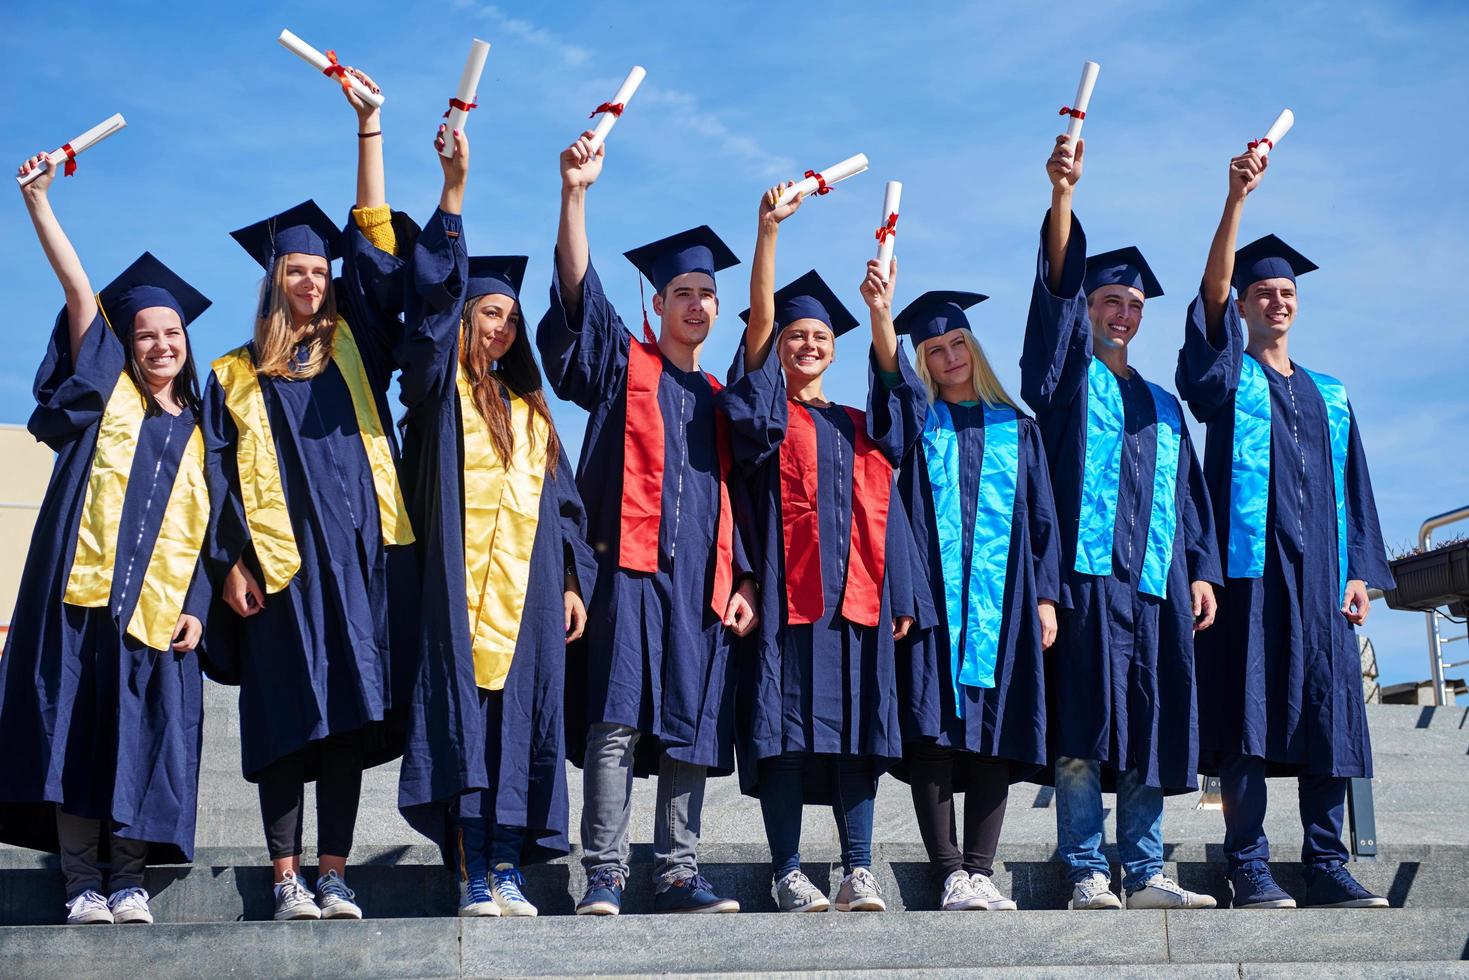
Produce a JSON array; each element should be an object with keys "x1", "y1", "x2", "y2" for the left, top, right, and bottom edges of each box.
[
  {"x1": 619, "y1": 337, "x2": 735, "y2": 618},
  {"x1": 779, "y1": 402, "x2": 891, "y2": 628}
]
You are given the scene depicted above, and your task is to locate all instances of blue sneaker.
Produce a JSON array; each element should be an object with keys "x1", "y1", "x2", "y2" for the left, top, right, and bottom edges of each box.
[
  {"x1": 576, "y1": 867, "x2": 625, "y2": 916},
  {"x1": 1229, "y1": 864, "x2": 1297, "y2": 909},
  {"x1": 458, "y1": 873, "x2": 498, "y2": 917},
  {"x1": 653, "y1": 873, "x2": 740, "y2": 914},
  {"x1": 1303, "y1": 865, "x2": 1388, "y2": 909}
]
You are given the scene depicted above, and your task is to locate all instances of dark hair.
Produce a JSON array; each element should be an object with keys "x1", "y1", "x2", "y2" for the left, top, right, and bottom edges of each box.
[
  {"x1": 460, "y1": 296, "x2": 561, "y2": 472},
  {"x1": 125, "y1": 328, "x2": 203, "y2": 417}
]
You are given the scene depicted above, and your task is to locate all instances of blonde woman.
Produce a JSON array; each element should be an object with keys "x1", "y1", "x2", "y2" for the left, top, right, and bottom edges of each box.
[
  {"x1": 874, "y1": 277, "x2": 1062, "y2": 912},
  {"x1": 202, "y1": 64, "x2": 415, "y2": 921}
]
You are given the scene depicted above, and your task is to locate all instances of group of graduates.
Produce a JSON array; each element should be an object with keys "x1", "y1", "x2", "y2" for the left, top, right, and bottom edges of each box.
[{"x1": 0, "y1": 63, "x2": 1396, "y2": 927}]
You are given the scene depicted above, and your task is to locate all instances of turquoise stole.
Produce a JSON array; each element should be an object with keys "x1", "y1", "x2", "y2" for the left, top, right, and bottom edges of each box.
[
  {"x1": 1074, "y1": 359, "x2": 1182, "y2": 599},
  {"x1": 922, "y1": 401, "x2": 1019, "y2": 717},
  {"x1": 1229, "y1": 356, "x2": 1351, "y2": 602}
]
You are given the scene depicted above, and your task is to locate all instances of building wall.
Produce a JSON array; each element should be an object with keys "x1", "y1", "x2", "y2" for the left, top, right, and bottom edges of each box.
[{"x1": 0, "y1": 424, "x2": 56, "y2": 629}]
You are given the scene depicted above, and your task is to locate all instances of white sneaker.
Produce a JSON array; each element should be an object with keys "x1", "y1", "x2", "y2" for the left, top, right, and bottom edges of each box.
[
  {"x1": 458, "y1": 874, "x2": 499, "y2": 917},
  {"x1": 1069, "y1": 872, "x2": 1122, "y2": 910},
  {"x1": 940, "y1": 869, "x2": 983, "y2": 910},
  {"x1": 773, "y1": 869, "x2": 830, "y2": 912},
  {"x1": 315, "y1": 869, "x2": 362, "y2": 919},
  {"x1": 273, "y1": 870, "x2": 322, "y2": 921},
  {"x1": 65, "y1": 889, "x2": 113, "y2": 925},
  {"x1": 968, "y1": 872, "x2": 1019, "y2": 911},
  {"x1": 834, "y1": 867, "x2": 886, "y2": 912},
  {"x1": 491, "y1": 865, "x2": 538, "y2": 917},
  {"x1": 1126, "y1": 873, "x2": 1218, "y2": 910},
  {"x1": 107, "y1": 886, "x2": 154, "y2": 924}
]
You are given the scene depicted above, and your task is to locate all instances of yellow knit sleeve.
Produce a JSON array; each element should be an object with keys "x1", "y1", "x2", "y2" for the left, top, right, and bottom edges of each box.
[{"x1": 351, "y1": 203, "x2": 397, "y2": 256}]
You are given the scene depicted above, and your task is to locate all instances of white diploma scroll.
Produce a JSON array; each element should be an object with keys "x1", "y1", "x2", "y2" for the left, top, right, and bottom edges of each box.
[
  {"x1": 277, "y1": 29, "x2": 385, "y2": 108},
  {"x1": 440, "y1": 38, "x2": 492, "y2": 158},
  {"x1": 586, "y1": 66, "x2": 646, "y2": 152},
  {"x1": 17, "y1": 114, "x2": 127, "y2": 186},
  {"x1": 874, "y1": 180, "x2": 902, "y2": 269},
  {"x1": 1061, "y1": 61, "x2": 1100, "y2": 146},
  {"x1": 1250, "y1": 109, "x2": 1294, "y2": 157},
  {"x1": 776, "y1": 153, "x2": 869, "y2": 206}
]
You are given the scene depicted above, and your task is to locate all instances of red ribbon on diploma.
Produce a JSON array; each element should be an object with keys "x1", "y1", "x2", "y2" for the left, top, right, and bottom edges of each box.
[
  {"x1": 322, "y1": 50, "x2": 352, "y2": 93},
  {"x1": 61, "y1": 144, "x2": 77, "y2": 177},
  {"x1": 875, "y1": 212, "x2": 899, "y2": 243},
  {"x1": 804, "y1": 170, "x2": 831, "y2": 195},
  {"x1": 589, "y1": 102, "x2": 625, "y2": 118},
  {"x1": 1059, "y1": 106, "x2": 1086, "y2": 119},
  {"x1": 1248, "y1": 137, "x2": 1273, "y2": 152},
  {"x1": 444, "y1": 98, "x2": 478, "y2": 118}
]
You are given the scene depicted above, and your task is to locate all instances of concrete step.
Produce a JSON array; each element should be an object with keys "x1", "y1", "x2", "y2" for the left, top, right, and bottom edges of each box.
[
  {"x1": 0, "y1": 910, "x2": 1464, "y2": 978},
  {"x1": 0, "y1": 843, "x2": 1463, "y2": 924}
]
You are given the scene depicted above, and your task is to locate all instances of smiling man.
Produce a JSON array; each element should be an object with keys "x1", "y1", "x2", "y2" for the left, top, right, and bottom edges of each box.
[
  {"x1": 1020, "y1": 134, "x2": 1222, "y2": 912},
  {"x1": 536, "y1": 131, "x2": 759, "y2": 916},
  {"x1": 1175, "y1": 148, "x2": 1395, "y2": 911}
]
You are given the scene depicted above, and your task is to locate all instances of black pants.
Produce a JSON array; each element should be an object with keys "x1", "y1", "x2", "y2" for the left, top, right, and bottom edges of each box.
[
  {"x1": 55, "y1": 809, "x2": 148, "y2": 900},
  {"x1": 257, "y1": 731, "x2": 364, "y2": 860},
  {"x1": 906, "y1": 741, "x2": 1010, "y2": 878}
]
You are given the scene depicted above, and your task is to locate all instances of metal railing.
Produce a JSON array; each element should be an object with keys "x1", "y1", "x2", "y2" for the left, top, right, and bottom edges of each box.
[{"x1": 1417, "y1": 505, "x2": 1469, "y2": 706}]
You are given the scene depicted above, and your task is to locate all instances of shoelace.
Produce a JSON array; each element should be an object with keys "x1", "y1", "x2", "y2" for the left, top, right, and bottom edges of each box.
[
  {"x1": 1324, "y1": 866, "x2": 1367, "y2": 896},
  {"x1": 779, "y1": 870, "x2": 819, "y2": 896},
  {"x1": 1147, "y1": 875, "x2": 1184, "y2": 895},
  {"x1": 110, "y1": 887, "x2": 149, "y2": 908},
  {"x1": 944, "y1": 874, "x2": 978, "y2": 902},
  {"x1": 493, "y1": 867, "x2": 528, "y2": 901},
  {"x1": 681, "y1": 873, "x2": 717, "y2": 894},
  {"x1": 318, "y1": 872, "x2": 356, "y2": 902},
  {"x1": 1242, "y1": 866, "x2": 1276, "y2": 890},
  {"x1": 277, "y1": 875, "x2": 313, "y2": 906},
  {"x1": 587, "y1": 868, "x2": 625, "y2": 892},
  {"x1": 1078, "y1": 874, "x2": 1110, "y2": 899},
  {"x1": 67, "y1": 890, "x2": 108, "y2": 914},
  {"x1": 970, "y1": 874, "x2": 1002, "y2": 900},
  {"x1": 464, "y1": 875, "x2": 493, "y2": 904},
  {"x1": 847, "y1": 868, "x2": 877, "y2": 891}
]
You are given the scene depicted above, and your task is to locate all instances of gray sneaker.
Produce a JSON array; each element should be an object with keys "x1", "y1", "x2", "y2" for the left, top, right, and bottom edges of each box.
[
  {"x1": 773, "y1": 869, "x2": 830, "y2": 912},
  {"x1": 1126, "y1": 873, "x2": 1218, "y2": 910},
  {"x1": 968, "y1": 872, "x2": 1019, "y2": 911},
  {"x1": 315, "y1": 869, "x2": 362, "y2": 919},
  {"x1": 65, "y1": 889, "x2": 114, "y2": 925},
  {"x1": 1069, "y1": 872, "x2": 1122, "y2": 910},
  {"x1": 834, "y1": 867, "x2": 886, "y2": 912},
  {"x1": 273, "y1": 870, "x2": 322, "y2": 921}
]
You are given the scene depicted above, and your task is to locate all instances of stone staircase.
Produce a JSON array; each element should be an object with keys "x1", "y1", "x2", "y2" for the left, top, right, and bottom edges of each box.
[{"x1": 1, "y1": 684, "x2": 1465, "y2": 977}]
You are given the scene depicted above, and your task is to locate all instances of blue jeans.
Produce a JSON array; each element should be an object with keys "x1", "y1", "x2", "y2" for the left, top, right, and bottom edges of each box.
[
  {"x1": 453, "y1": 815, "x2": 525, "y2": 880},
  {"x1": 1054, "y1": 756, "x2": 1163, "y2": 892},
  {"x1": 758, "y1": 752, "x2": 876, "y2": 877}
]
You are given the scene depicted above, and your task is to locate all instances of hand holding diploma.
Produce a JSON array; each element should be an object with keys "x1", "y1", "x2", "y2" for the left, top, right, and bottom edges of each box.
[
  {"x1": 776, "y1": 153, "x2": 869, "y2": 206},
  {"x1": 586, "y1": 66, "x2": 646, "y2": 152},
  {"x1": 561, "y1": 130, "x2": 605, "y2": 193},
  {"x1": 16, "y1": 114, "x2": 126, "y2": 187},
  {"x1": 441, "y1": 38, "x2": 491, "y2": 159},
  {"x1": 278, "y1": 29, "x2": 385, "y2": 108}
]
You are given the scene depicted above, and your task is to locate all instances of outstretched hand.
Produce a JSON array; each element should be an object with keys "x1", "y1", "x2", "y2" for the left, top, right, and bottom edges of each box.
[
  {"x1": 759, "y1": 182, "x2": 803, "y2": 224},
  {"x1": 1228, "y1": 148, "x2": 1269, "y2": 202},
  {"x1": 561, "y1": 130, "x2": 604, "y2": 191},
  {"x1": 1047, "y1": 134, "x2": 1084, "y2": 191},
  {"x1": 341, "y1": 65, "x2": 382, "y2": 123},
  {"x1": 16, "y1": 153, "x2": 55, "y2": 200}
]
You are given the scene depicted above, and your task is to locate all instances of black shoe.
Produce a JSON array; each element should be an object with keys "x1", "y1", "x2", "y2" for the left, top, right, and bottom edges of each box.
[{"x1": 1303, "y1": 865, "x2": 1388, "y2": 909}]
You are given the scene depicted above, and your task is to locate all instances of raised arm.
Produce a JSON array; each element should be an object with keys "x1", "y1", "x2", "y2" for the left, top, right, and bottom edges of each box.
[
  {"x1": 1200, "y1": 148, "x2": 1268, "y2": 339},
  {"x1": 17, "y1": 155, "x2": 95, "y2": 361},
  {"x1": 861, "y1": 256, "x2": 899, "y2": 375},
  {"x1": 1045, "y1": 134, "x2": 1083, "y2": 294},
  {"x1": 744, "y1": 182, "x2": 804, "y2": 372},
  {"x1": 556, "y1": 130, "x2": 603, "y2": 310},
  {"x1": 341, "y1": 65, "x2": 386, "y2": 208}
]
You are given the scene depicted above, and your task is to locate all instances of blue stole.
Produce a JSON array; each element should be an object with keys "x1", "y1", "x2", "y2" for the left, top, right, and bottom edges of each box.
[
  {"x1": 1229, "y1": 356, "x2": 1351, "y2": 602},
  {"x1": 922, "y1": 401, "x2": 1019, "y2": 717},
  {"x1": 1074, "y1": 359, "x2": 1182, "y2": 598}
]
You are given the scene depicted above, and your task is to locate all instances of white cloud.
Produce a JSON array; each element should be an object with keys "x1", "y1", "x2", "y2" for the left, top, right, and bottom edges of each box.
[
  {"x1": 450, "y1": 0, "x2": 590, "y2": 66},
  {"x1": 635, "y1": 86, "x2": 796, "y2": 180}
]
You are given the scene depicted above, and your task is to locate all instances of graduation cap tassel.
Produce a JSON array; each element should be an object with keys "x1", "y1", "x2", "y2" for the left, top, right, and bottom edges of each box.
[{"x1": 638, "y1": 276, "x2": 656, "y2": 344}]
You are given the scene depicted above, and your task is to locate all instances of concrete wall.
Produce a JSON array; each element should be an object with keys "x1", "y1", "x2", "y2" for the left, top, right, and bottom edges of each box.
[{"x1": 0, "y1": 424, "x2": 55, "y2": 627}]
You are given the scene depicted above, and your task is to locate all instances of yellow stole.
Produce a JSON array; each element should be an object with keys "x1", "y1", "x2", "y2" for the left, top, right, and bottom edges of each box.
[
  {"x1": 211, "y1": 317, "x2": 414, "y2": 594},
  {"x1": 456, "y1": 364, "x2": 548, "y2": 691},
  {"x1": 62, "y1": 373, "x2": 209, "y2": 651}
]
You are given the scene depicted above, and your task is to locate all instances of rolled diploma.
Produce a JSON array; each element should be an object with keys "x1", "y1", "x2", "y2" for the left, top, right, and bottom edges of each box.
[
  {"x1": 17, "y1": 114, "x2": 127, "y2": 186},
  {"x1": 875, "y1": 180, "x2": 902, "y2": 268},
  {"x1": 441, "y1": 38, "x2": 492, "y2": 158},
  {"x1": 777, "y1": 153, "x2": 869, "y2": 206},
  {"x1": 1065, "y1": 61, "x2": 1101, "y2": 144},
  {"x1": 587, "y1": 66, "x2": 646, "y2": 152},
  {"x1": 1252, "y1": 109, "x2": 1294, "y2": 157},
  {"x1": 277, "y1": 29, "x2": 385, "y2": 109}
]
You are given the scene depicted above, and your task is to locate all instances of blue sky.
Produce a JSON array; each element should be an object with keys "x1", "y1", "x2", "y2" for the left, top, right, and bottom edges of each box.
[{"x1": 2, "y1": 1, "x2": 1466, "y2": 686}]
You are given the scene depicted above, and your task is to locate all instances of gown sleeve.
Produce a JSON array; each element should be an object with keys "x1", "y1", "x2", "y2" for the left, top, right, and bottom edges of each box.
[
  {"x1": 396, "y1": 208, "x2": 468, "y2": 414},
  {"x1": 1178, "y1": 422, "x2": 1223, "y2": 587},
  {"x1": 201, "y1": 375, "x2": 251, "y2": 579},
  {"x1": 716, "y1": 340, "x2": 788, "y2": 474},
  {"x1": 535, "y1": 253, "x2": 631, "y2": 412},
  {"x1": 336, "y1": 205, "x2": 418, "y2": 395},
  {"x1": 28, "y1": 308, "x2": 127, "y2": 450},
  {"x1": 1344, "y1": 403, "x2": 1395, "y2": 590},
  {"x1": 554, "y1": 449, "x2": 599, "y2": 601},
  {"x1": 1176, "y1": 290, "x2": 1245, "y2": 424},
  {"x1": 1019, "y1": 209, "x2": 1092, "y2": 416},
  {"x1": 1021, "y1": 418, "x2": 1063, "y2": 604},
  {"x1": 867, "y1": 341, "x2": 929, "y2": 465}
]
